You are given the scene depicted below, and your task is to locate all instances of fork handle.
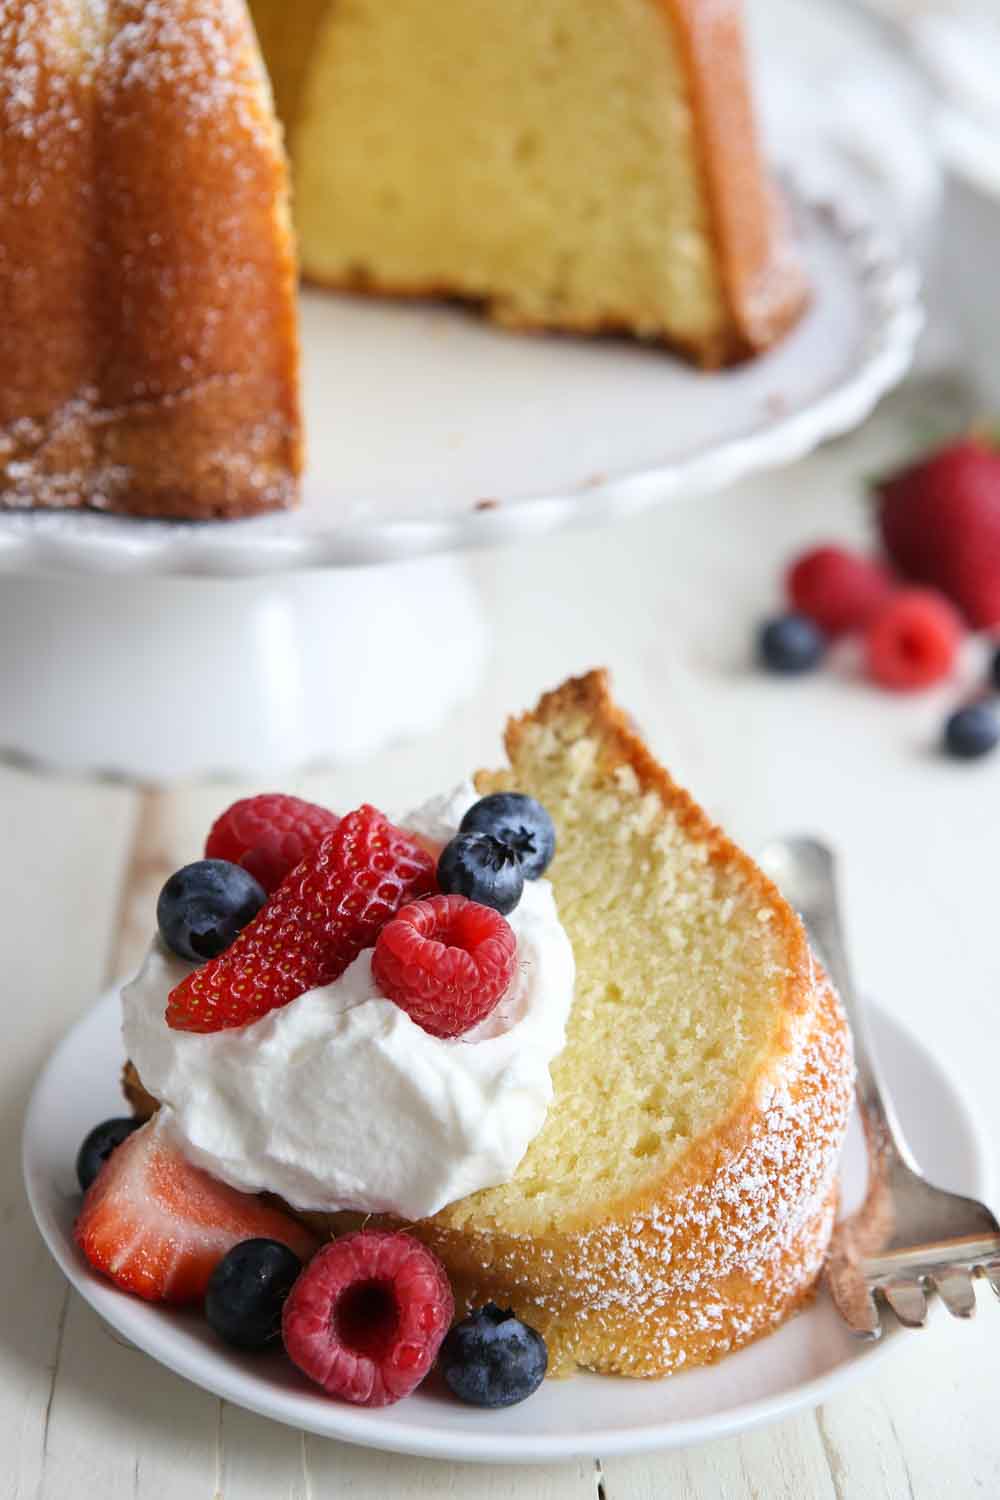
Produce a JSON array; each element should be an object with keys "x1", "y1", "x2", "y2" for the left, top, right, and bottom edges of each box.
[{"x1": 792, "y1": 841, "x2": 921, "y2": 1181}]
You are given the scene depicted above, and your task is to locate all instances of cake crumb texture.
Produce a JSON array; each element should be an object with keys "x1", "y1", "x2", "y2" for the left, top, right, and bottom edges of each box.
[{"x1": 248, "y1": 0, "x2": 808, "y2": 366}]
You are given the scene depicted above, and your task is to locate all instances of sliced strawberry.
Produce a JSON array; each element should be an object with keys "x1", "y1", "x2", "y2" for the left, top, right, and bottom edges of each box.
[
  {"x1": 167, "y1": 804, "x2": 436, "y2": 1033},
  {"x1": 74, "y1": 1113, "x2": 318, "y2": 1304}
]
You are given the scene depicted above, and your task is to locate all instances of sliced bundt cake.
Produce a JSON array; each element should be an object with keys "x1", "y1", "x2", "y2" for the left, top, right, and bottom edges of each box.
[{"x1": 125, "y1": 671, "x2": 852, "y2": 1377}]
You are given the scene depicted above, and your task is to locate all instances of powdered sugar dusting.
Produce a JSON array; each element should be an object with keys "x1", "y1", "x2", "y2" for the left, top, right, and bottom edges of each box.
[
  {"x1": 0, "y1": 378, "x2": 296, "y2": 513},
  {"x1": 1, "y1": 0, "x2": 297, "y2": 517},
  {"x1": 101, "y1": 0, "x2": 273, "y2": 145},
  {"x1": 0, "y1": 0, "x2": 274, "y2": 181},
  {"x1": 440, "y1": 973, "x2": 854, "y2": 1377},
  {"x1": 1, "y1": 2, "x2": 98, "y2": 158}
]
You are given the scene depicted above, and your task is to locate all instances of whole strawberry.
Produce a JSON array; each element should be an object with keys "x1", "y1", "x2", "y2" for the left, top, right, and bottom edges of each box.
[
  {"x1": 166, "y1": 805, "x2": 436, "y2": 1033},
  {"x1": 875, "y1": 437, "x2": 1000, "y2": 628}
]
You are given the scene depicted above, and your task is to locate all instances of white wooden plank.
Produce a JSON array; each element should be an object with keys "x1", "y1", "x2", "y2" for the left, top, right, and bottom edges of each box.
[
  {"x1": 818, "y1": 1298, "x2": 1000, "y2": 1499},
  {"x1": 112, "y1": 786, "x2": 261, "y2": 984},
  {"x1": 36, "y1": 1297, "x2": 218, "y2": 1500},
  {"x1": 304, "y1": 1438, "x2": 595, "y2": 1497},
  {"x1": 219, "y1": 1400, "x2": 309, "y2": 1500},
  {"x1": 2, "y1": 765, "x2": 137, "y2": 1500},
  {"x1": 601, "y1": 1411, "x2": 837, "y2": 1500},
  {"x1": 7, "y1": 778, "x2": 218, "y2": 1500},
  {"x1": 815, "y1": 1388, "x2": 914, "y2": 1500}
]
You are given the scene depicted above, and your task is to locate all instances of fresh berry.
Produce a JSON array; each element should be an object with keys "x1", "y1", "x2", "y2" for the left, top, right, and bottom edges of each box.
[
  {"x1": 75, "y1": 1117, "x2": 143, "y2": 1193},
  {"x1": 282, "y1": 1230, "x2": 453, "y2": 1407},
  {"x1": 438, "y1": 1303, "x2": 548, "y2": 1408},
  {"x1": 458, "y1": 793, "x2": 556, "y2": 879},
  {"x1": 166, "y1": 805, "x2": 436, "y2": 1034},
  {"x1": 991, "y1": 644, "x2": 1000, "y2": 692},
  {"x1": 156, "y1": 860, "x2": 266, "y2": 963},
  {"x1": 372, "y1": 894, "x2": 517, "y2": 1038},
  {"x1": 875, "y1": 437, "x2": 1000, "y2": 628},
  {"x1": 785, "y1": 545, "x2": 894, "y2": 636},
  {"x1": 205, "y1": 794, "x2": 340, "y2": 895},
  {"x1": 864, "y1": 588, "x2": 962, "y2": 691},
  {"x1": 437, "y1": 832, "x2": 524, "y2": 915},
  {"x1": 757, "y1": 613, "x2": 826, "y2": 674},
  {"x1": 74, "y1": 1113, "x2": 317, "y2": 1303},
  {"x1": 205, "y1": 1238, "x2": 304, "y2": 1350},
  {"x1": 943, "y1": 703, "x2": 1000, "y2": 760}
]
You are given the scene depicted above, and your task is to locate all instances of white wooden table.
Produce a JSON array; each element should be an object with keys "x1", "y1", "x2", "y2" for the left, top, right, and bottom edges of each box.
[{"x1": 5, "y1": 393, "x2": 998, "y2": 1498}]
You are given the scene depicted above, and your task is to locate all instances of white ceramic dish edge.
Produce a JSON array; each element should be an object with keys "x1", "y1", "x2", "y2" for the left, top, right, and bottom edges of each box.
[{"x1": 22, "y1": 988, "x2": 990, "y2": 1463}]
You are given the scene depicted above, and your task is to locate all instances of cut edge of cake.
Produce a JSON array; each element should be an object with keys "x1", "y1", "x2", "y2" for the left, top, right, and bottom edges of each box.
[{"x1": 249, "y1": 0, "x2": 808, "y2": 368}]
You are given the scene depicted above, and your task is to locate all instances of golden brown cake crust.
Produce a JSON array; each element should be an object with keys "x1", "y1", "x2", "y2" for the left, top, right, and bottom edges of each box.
[
  {"x1": 124, "y1": 670, "x2": 851, "y2": 1377},
  {"x1": 666, "y1": 0, "x2": 809, "y2": 359},
  {"x1": 0, "y1": 0, "x2": 301, "y2": 518}
]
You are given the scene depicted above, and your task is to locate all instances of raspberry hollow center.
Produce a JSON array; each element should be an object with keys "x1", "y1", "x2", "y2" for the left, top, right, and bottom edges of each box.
[
  {"x1": 335, "y1": 1278, "x2": 400, "y2": 1360},
  {"x1": 898, "y1": 628, "x2": 927, "y2": 663}
]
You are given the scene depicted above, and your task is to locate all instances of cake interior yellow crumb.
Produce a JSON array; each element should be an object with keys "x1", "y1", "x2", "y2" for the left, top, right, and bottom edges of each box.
[
  {"x1": 253, "y1": 0, "x2": 729, "y2": 350},
  {"x1": 434, "y1": 708, "x2": 789, "y2": 1239}
]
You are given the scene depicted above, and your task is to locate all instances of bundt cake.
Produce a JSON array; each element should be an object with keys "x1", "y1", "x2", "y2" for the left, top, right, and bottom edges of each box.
[
  {"x1": 0, "y1": 0, "x2": 301, "y2": 518},
  {"x1": 247, "y1": 0, "x2": 808, "y2": 366},
  {"x1": 123, "y1": 671, "x2": 853, "y2": 1379}
]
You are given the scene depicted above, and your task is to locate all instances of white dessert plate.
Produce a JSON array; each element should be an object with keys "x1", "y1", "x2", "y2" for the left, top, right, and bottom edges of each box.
[
  {"x1": 23, "y1": 985, "x2": 990, "y2": 1463},
  {"x1": 0, "y1": 174, "x2": 919, "y2": 578}
]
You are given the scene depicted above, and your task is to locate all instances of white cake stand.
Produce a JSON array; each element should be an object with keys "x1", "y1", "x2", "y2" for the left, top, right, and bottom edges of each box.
[{"x1": 0, "y1": 176, "x2": 921, "y2": 781}]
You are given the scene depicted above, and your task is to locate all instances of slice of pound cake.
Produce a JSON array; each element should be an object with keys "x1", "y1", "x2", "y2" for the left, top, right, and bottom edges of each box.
[{"x1": 125, "y1": 671, "x2": 853, "y2": 1378}]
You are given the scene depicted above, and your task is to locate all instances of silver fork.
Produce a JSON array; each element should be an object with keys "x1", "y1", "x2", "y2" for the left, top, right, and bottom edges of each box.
[{"x1": 758, "y1": 835, "x2": 1000, "y2": 1338}]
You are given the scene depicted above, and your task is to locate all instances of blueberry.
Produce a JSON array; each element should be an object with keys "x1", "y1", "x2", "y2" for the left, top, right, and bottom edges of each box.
[
  {"x1": 459, "y1": 793, "x2": 556, "y2": 879},
  {"x1": 205, "y1": 1238, "x2": 303, "y2": 1350},
  {"x1": 991, "y1": 645, "x2": 1000, "y2": 693},
  {"x1": 76, "y1": 1116, "x2": 143, "y2": 1192},
  {"x1": 439, "y1": 1303, "x2": 547, "y2": 1408},
  {"x1": 437, "y1": 833, "x2": 525, "y2": 915},
  {"x1": 156, "y1": 859, "x2": 266, "y2": 963},
  {"x1": 944, "y1": 703, "x2": 999, "y2": 760},
  {"x1": 757, "y1": 613, "x2": 826, "y2": 675}
]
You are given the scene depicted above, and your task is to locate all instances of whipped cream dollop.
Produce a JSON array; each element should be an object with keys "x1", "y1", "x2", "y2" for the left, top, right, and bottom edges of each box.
[{"x1": 122, "y1": 784, "x2": 575, "y2": 1220}]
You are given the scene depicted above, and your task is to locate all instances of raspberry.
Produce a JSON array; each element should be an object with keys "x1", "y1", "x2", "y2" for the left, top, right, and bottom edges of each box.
[
  {"x1": 372, "y1": 894, "x2": 517, "y2": 1038},
  {"x1": 282, "y1": 1231, "x2": 454, "y2": 1407},
  {"x1": 864, "y1": 588, "x2": 962, "y2": 691},
  {"x1": 875, "y1": 438, "x2": 1000, "y2": 628},
  {"x1": 166, "y1": 805, "x2": 436, "y2": 1033},
  {"x1": 786, "y1": 545, "x2": 893, "y2": 636},
  {"x1": 205, "y1": 794, "x2": 340, "y2": 894}
]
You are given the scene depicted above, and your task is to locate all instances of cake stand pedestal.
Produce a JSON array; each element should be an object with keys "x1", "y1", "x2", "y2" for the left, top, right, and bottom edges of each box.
[
  {"x1": 0, "y1": 174, "x2": 920, "y2": 782},
  {"x1": 0, "y1": 560, "x2": 487, "y2": 781}
]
